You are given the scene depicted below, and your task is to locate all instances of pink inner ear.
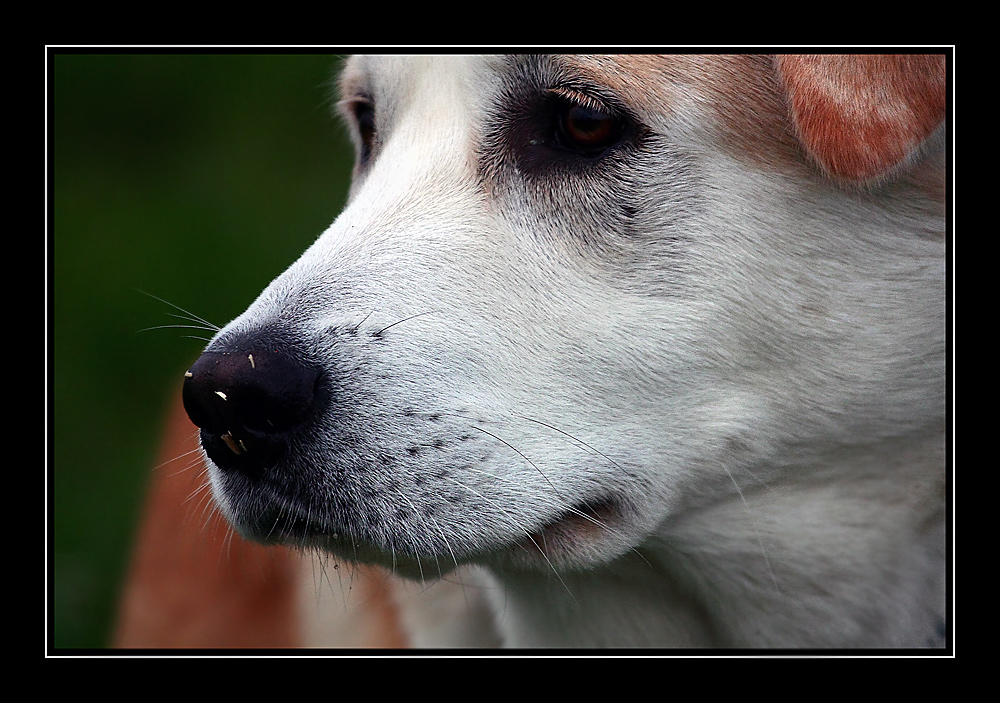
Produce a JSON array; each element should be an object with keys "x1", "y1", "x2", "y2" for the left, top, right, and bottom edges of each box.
[{"x1": 776, "y1": 55, "x2": 946, "y2": 182}]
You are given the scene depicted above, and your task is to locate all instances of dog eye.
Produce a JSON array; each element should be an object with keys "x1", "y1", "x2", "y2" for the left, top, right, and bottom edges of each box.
[
  {"x1": 552, "y1": 94, "x2": 625, "y2": 156},
  {"x1": 350, "y1": 99, "x2": 377, "y2": 165}
]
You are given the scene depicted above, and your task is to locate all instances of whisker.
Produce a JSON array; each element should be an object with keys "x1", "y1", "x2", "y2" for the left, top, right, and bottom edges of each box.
[
  {"x1": 722, "y1": 463, "x2": 781, "y2": 593},
  {"x1": 351, "y1": 310, "x2": 374, "y2": 332},
  {"x1": 137, "y1": 323, "x2": 218, "y2": 335},
  {"x1": 373, "y1": 310, "x2": 439, "y2": 336},
  {"x1": 154, "y1": 449, "x2": 204, "y2": 477},
  {"x1": 151, "y1": 433, "x2": 207, "y2": 477},
  {"x1": 137, "y1": 290, "x2": 220, "y2": 332},
  {"x1": 398, "y1": 494, "x2": 439, "y2": 583},
  {"x1": 472, "y1": 417, "x2": 653, "y2": 569},
  {"x1": 518, "y1": 416, "x2": 628, "y2": 472},
  {"x1": 470, "y1": 425, "x2": 562, "y2": 499},
  {"x1": 450, "y1": 476, "x2": 574, "y2": 600}
]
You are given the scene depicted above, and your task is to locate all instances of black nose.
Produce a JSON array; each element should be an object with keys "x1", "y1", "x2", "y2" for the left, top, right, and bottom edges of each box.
[{"x1": 182, "y1": 337, "x2": 322, "y2": 476}]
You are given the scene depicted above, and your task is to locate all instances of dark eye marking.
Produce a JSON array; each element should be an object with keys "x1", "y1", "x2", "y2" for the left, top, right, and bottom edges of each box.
[
  {"x1": 344, "y1": 96, "x2": 377, "y2": 166},
  {"x1": 546, "y1": 87, "x2": 627, "y2": 157},
  {"x1": 485, "y1": 79, "x2": 641, "y2": 176}
]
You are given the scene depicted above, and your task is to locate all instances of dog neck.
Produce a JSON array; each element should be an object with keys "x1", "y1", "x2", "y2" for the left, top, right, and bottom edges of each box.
[
  {"x1": 483, "y1": 433, "x2": 945, "y2": 649},
  {"x1": 483, "y1": 559, "x2": 718, "y2": 648}
]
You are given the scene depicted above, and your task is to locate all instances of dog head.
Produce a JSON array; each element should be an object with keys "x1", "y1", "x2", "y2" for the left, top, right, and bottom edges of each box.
[{"x1": 183, "y1": 55, "x2": 946, "y2": 580}]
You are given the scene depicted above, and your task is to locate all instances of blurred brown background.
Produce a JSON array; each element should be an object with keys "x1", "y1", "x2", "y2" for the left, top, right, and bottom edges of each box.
[{"x1": 51, "y1": 52, "x2": 354, "y2": 649}]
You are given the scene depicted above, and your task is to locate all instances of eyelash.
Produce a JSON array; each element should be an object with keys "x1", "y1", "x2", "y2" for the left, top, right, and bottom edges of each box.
[{"x1": 545, "y1": 88, "x2": 627, "y2": 157}]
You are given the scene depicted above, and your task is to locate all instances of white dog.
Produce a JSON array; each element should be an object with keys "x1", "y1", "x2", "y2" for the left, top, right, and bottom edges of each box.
[{"x1": 180, "y1": 54, "x2": 947, "y2": 648}]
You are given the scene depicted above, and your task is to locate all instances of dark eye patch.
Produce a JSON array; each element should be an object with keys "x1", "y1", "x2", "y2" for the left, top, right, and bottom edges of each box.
[
  {"x1": 547, "y1": 87, "x2": 628, "y2": 157},
  {"x1": 339, "y1": 93, "x2": 378, "y2": 169},
  {"x1": 350, "y1": 98, "x2": 377, "y2": 166},
  {"x1": 479, "y1": 60, "x2": 645, "y2": 179}
]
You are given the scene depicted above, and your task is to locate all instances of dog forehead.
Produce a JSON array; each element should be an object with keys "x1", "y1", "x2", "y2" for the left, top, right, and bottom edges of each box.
[
  {"x1": 567, "y1": 55, "x2": 798, "y2": 168},
  {"x1": 561, "y1": 55, "x2": 776, "y2": 103},
  {"x1": 341, "y1": 53, "x2": 779, "y2": 114},
  {"x1": 340, "y1": 54, "x2": 481, "y2": 111}
]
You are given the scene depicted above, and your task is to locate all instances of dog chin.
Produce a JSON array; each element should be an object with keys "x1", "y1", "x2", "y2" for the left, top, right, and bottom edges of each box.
[{"x1": 210, "y1": 456, "x2": 637, "y2": 578}]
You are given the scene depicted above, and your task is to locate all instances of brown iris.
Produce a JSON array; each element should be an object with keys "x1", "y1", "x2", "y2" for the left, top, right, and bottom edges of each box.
[{"x1": 550, "y1": 90, "x2": 624, "y2": 155}]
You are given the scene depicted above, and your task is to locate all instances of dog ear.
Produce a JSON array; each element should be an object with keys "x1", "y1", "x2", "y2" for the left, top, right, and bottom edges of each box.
[{"x1": 775, "y1": 54, "x2": 946, "y2": 183}]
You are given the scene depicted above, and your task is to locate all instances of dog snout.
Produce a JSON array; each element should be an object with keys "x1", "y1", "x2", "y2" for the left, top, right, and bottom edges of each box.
[{"x1": 182, "y1": 336, "x2": 323, "y2": 476}]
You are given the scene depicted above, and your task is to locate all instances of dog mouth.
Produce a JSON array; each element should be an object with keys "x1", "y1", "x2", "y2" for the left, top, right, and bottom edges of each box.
[
  {"x1": 513, "y1": 497, "x2": 627, "y2": 564},
  {"x1": 229, "y1": 485, "x2": 628, "y2": 570}
]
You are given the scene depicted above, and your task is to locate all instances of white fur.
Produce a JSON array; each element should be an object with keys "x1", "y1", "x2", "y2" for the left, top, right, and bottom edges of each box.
[{"x1": 203, "y1": 55, "x2": 946, "y2": 648}]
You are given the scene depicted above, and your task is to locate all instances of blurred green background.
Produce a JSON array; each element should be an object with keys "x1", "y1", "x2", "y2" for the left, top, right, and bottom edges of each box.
[{"x1": 51, "y1": 52, "x2": 354, "y2": 649}]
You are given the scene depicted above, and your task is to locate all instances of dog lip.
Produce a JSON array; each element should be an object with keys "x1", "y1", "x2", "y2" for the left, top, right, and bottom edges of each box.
[
  {"x1": 238, "y1": 494, "x2": 459, "y2": 577},
  {"x1": 519, "y1": 496, "x2": 624, "y2": 557},
  {"x1": 234, "y1": 493, "x2": 332, "y2": 546},
  {"x1": 218, "y1": 459, "x2": 628, "y2": 569},
  {"x1": 267, "y1": 511, "x2": 328, "y2": 544}
]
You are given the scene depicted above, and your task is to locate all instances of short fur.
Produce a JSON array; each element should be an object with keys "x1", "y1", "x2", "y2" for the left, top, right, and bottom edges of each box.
[{"x1": 182, "y1": 54, "x2": 947, "y2": 648}]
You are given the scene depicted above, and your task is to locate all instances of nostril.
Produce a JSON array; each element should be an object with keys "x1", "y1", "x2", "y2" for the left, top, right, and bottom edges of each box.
[{"x1": 182, "y1": 341, "x2": 322, "y2": 473}]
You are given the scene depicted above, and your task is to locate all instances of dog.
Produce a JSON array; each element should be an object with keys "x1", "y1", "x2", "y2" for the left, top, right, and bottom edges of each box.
[{"x1": 173, "y1": 54, "x2": 947, "y2": 649}]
